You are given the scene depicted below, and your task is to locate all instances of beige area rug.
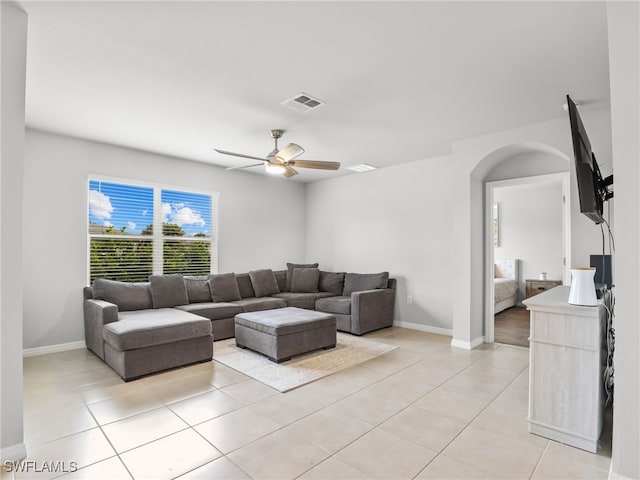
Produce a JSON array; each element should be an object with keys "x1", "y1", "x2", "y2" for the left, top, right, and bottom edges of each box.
[{"x1": 213, "y1": 333, "x2": 397, "y2": 392}]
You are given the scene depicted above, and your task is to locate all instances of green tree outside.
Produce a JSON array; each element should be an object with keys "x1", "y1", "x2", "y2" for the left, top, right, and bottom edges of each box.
[{"x1": 90, "y1": 222, "x2": 210, "y2": 282}]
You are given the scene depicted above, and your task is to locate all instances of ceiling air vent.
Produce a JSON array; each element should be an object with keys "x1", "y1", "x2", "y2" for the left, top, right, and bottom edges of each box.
[{"x1": 282, "y1": 93, "x2": 325, "y2": 113}]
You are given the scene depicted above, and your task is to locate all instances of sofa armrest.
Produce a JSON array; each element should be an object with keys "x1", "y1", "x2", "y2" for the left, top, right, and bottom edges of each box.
[
  {"x1": 351, "y1": 288, "x2": 396, "y2": 335},
  {"x1": 84, "y1": 299, "x2": 119, "y2": 359}
]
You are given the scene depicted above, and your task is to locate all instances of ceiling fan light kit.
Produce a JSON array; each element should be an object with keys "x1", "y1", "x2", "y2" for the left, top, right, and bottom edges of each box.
[
  {"x1": 265, "y1": 163, "x2": 286, "y2": 175},
  {"x1": 215, "y1": 129, "x2": 340, "y2": 179}
]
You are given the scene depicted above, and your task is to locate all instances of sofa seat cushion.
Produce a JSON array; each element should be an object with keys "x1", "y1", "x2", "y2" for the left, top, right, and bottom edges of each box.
[
  {"x1": 174, "y1": 302, "x2": 243, "y2": 320},
  {"x1": 232, "y1": 297, "x2": 286, "y2": 313},
  {"x1": 315, "y1": 296, "x2": 352, "y2": 315},
  {"x1": 235, "y1": 307, "x2": 336, "y2": 336},
  {"x1": 104, "y1": 308, "x2": 211, "y2": 351},
  {"x1": 272, "y1": 292, "x2": 335, "y2": 310}
]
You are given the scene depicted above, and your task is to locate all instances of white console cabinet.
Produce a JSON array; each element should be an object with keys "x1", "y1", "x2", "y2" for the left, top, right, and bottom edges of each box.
[{"x1": 523, "y1": 286, "x2": 606, "y2": 453}]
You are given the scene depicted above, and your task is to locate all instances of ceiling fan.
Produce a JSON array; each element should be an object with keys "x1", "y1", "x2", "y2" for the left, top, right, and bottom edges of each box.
[{"x1": 214, "y1": 129, "x2": 340, "y2": 178}]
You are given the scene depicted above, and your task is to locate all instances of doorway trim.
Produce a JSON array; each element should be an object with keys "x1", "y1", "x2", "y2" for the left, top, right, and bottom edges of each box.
[{"x1": 484, "y1": 172, "x2": 571, "y2": 343}]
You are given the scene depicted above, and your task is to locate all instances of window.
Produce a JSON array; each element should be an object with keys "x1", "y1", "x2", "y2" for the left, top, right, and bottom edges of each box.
[{"x1": 88, "y1": 178, "x2": 217, "y2": 283}]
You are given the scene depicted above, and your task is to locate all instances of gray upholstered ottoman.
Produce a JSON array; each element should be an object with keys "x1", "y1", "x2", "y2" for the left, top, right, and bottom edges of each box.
[{"x1": 234, "y1": 307, "x2": 336, "y2": 363}]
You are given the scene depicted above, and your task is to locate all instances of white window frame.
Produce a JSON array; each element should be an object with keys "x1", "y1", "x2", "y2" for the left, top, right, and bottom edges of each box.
[{"x1": 87, "y1": 174, "x2": 219, "y2": 284}]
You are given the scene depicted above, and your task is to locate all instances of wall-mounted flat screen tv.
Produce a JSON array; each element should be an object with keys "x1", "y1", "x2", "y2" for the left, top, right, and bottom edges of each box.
[{"x1": 566, "y1": 94, "x2": 613, "y2": 225}]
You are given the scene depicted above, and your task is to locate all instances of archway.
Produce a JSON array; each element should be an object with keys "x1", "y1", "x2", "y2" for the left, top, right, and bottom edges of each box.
[{"x1": 472, "y1": 143, "x2": 571, "y2": 344}]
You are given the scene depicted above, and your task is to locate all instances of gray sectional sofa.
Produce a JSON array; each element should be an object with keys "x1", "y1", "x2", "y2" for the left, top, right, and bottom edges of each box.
[{"x1": 83, "y1": 263, "x2": 396, "y2": 380}]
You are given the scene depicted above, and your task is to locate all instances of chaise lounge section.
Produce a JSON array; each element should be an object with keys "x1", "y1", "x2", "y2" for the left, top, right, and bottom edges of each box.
[{"x1": 84, "y1": 276, "x2": 214, "y2": 381}]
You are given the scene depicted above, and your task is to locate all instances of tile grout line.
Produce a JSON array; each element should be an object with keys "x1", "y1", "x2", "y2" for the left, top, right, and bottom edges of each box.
[
  {"x1": 284, "y1": 341, "x2": 463, "y2": 479},
  {"x1": 184, "y1": 337, "x2": 445, "y2": 479},
  {"x1": 410, "y1": 360, "x2": 532, "y2": 479},
  {"x1": 23, "y1": 330, "x2": 608, "y2": 480},
  {"x1": 529, "y1": 441, "x2": 552, "y2": 479}
]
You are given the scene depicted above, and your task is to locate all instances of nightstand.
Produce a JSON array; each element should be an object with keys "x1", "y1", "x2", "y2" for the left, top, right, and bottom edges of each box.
[{"x1": 525, "y1": 279, "x2": 562, "y2": 299}]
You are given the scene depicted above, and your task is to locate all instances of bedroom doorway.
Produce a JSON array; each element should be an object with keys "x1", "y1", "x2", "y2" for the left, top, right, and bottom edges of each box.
[{"x1": 485, "y1": 172, "x2": 571, "y2": 345}]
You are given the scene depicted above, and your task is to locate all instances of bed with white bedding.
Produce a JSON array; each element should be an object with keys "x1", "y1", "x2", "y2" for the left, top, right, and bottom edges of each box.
[{"x1": 494, "y1": 259, "x2": 519, "y2": 314}]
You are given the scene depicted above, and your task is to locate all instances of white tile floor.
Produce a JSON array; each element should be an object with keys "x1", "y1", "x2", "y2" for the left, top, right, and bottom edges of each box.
[{"x1": 4, "y1": 327, "x2": 612, "y2": 479}]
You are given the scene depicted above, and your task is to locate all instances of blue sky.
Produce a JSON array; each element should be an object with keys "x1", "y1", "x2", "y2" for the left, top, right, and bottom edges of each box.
[{"x1": 88, "y1": 180, "x2": 212, "y2": 237}]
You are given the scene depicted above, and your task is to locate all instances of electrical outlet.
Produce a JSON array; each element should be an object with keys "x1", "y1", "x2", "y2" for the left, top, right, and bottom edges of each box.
[{"x1": 407, "y1": 295, "x2": 413, "y2": 304}]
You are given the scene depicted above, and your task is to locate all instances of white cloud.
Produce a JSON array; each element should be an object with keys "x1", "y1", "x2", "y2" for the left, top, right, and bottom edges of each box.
[
  {"x1": 162, "y1": 202, "x2": 205, "y2": 228},
  {"x1": 103, "y1": 221, "x2": 113, "y2": 227},
  {"x1": 142, "y1": 210, "x2": 148, "y2": 217},
  {"x1": 171, "y1": 207, "x2": 205, "y2": 227},
  {"x1": 127, "y1": 221, "x2": 137, "y2": 231},
  {"x1": 89, "y1": 190, "x2": 113, "y2": 219}
]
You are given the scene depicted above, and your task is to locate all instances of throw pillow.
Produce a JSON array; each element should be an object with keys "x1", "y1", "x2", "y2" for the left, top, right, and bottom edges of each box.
[
  {"x1": 286, "y1": 262, "x2": 319, "y2": 291},
  {"x1": 249, "y1": 269, "x2": 280, "y2": 297},
  {"x1": 319, "y1": 271, "x2": 346, "y2": 296},
  {"x1": 290, "y1": 268, "x2": 320, "y2": 293},
  {"x1": 149, "y1": 274, "x2": 189, "y2": 308},
  {"x1": 184, "y1": 276, "x2": 212, "y2": 303},
  {"x1": 343, "y1": 272, "x2": 390, "y2": 296},
  {"x1": 208, "y1": 273, "x2": 242, "y2": 302},
  {"x1": 93, "y1": 278, "x2": 153, "y2": 312}
]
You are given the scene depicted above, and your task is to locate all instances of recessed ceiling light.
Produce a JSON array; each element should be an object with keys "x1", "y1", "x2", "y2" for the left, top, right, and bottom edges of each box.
[{"x1": 347, "y1": 164, "x2": 378, "y2": 173}]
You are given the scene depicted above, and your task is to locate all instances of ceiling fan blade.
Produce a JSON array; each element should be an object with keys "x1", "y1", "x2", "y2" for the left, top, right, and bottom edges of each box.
[
  {"x1": 289, "y1": 159, "x2": 341, "y2": 170},
  {"x1": 225, "y1": 162, "x2": 264, "y2": 171},
  {"x1": 275, "y1": 143, "x2": 305, "y2": 162},
  {"x1": 283, "y1": 166, "x2": 299, "y2": 178},
  {"x1": 214, "y1": 149, "x2": 268, "y2": 162}
]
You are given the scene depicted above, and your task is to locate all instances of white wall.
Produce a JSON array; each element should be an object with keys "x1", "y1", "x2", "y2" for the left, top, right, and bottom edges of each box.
[
  {"x1": 1, "y1": 1, "x2": 27, "y2": 462},
  {"x1": 453, "y1": 109, "x2": 612, "y2": 345},
  {"x1": 306, "y1": 111, "x2": 610, "y2": 338},
  {"x1": 494, "y1": 182, "x2": 564, "y2": 296},
  {"x1": 22, "y1": 129, "x2": 306, "y2": 349},
  {"x1": 607, "y1": 2, "x2": 640, "y2": 478},
  {"x1": 305, "y1": 156, "x2": 455, "y2": 334},
  {"x1": 485, "y1": 151, "x2": 569, "y2": 182}
]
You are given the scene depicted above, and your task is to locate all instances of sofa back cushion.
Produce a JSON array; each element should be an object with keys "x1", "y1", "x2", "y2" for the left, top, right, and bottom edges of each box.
[
  {"x1": 235, "y1": 273, "x2": 255, "y2": 298},
  {"x1": 319, "y1": 271, "x2": 346, "y2": 295},
  {"x1": 286, "y1": 262, "x2": 319, "y2": 291},
  {"x1": 149, "y1": 274, "x2": 189, "y2": 308},
  {"x1": 274, "y1": 270, "x2": 287, "y2": 292},
  {"x1": 184, "y1": 276, "x2": 212, "y2": 303},
  {"x1": 93, "y1": 278, "x2": 153, "y2": 311},
  {"x1": 208, "y1": 273, "x2": 242, "y2": 302},
  {"x1": 343, "y1": 272, "x2": 390, "y2": 296},
  {"x1": 249, "y1": 269, "x2": 280, "y2": 297},
  {"x1": 290, "y1": 268, "x2": 320, "y2": 293}
]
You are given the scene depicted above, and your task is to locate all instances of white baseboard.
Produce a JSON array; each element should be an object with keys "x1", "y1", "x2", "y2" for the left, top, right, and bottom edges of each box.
[
  {"x1": 23, "y1": 340, "x2": 86, "y2": 358},
  {"x1": 392, "y1": 321, "x2": 452, "y2": 337},
  {"x1": 451, "y1": 336, "x2": 485, "y2": 350},
  {"x1": 609, "y1": 466, "x2": 634, "y2": 480},
  {"x1": 1, "y1": 442, "x2": 26, "y2": 463}
]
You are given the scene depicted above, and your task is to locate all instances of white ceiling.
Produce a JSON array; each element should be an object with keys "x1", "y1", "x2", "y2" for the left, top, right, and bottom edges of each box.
[{"x1": 19, "y1": 1, "x2": 611, "y2": 182}]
